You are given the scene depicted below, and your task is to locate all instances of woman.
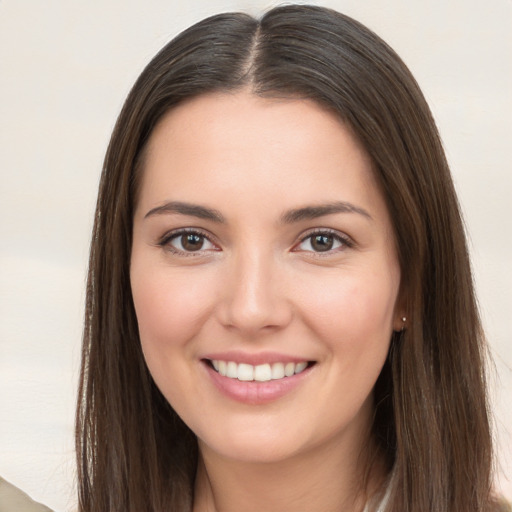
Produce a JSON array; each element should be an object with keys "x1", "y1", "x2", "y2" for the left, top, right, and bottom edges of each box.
[{"x1": 75, "y1": 5, "x2": 507, "y2": 512}]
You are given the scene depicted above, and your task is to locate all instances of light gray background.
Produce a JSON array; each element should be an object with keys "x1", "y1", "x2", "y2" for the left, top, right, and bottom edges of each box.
[{"x1": 0, "y1": 1, "x2": 510, "y2": 510}]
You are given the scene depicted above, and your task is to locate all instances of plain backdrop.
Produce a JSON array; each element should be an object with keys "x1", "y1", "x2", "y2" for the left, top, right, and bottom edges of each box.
[{"x1": 0, "y1": 1, "x2": 510, "y2": 510}]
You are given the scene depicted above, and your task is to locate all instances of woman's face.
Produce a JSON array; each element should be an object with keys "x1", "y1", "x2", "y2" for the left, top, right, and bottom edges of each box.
[{"x1": 131, "y1": 91, "x2": 403, "y2": 464}]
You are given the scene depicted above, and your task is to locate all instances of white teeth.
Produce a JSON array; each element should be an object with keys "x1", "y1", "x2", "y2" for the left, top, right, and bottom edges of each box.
[
  {"x1": 226, "y1": 361, "x2": 238, "y2": 378},
  {"x1": 294, "y1": 361, "x2": 308, "y2": 374},
  {"x1": 254, "y1": 363, "x2": 271, "y2": 382},
  {"x1": 210, "y1": 360, "x2": 309, "y2": 381},
  {"x1": 271, "y1": 362, "x2": 285, "y2": 379},
  {"x1": 284, "y1": 362, "x2": 295, "y2": 377},
  {"x1": 237, "y1": 363, "x2": 254, "y2": 381}
]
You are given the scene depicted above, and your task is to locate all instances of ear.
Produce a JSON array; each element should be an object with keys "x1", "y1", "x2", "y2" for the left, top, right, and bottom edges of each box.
[
  {"x1": 392, "y1": 283, "x2": 408, "y2": 332},
  {"x1": 393, "y1": 313, "x2": 407, "y2": 332}
]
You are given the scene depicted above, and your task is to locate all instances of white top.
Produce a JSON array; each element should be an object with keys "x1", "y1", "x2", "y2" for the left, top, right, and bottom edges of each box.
[{"x1": 363, "y1": 476, "x2": 392, "y2": 512}]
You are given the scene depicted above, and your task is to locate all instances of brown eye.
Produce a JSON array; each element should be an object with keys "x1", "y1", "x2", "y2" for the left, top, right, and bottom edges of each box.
[
  {"x1": 180, "y1": 233, "x2": 205, "y2": 251},
  {"x1": 164, "y1": 231, "x2": 216, "y2": 253},
  {"x1": 311, "y1": 234, "x2": 334, "y2": 252},
  {"x1": 295, "y1": 231, "x2": 348, "y2": 253}
]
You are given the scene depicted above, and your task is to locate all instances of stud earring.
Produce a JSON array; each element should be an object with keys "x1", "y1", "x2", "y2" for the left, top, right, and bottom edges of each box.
[{"x1": 401, "y1": 316, "x2": 407, "y2": 331}]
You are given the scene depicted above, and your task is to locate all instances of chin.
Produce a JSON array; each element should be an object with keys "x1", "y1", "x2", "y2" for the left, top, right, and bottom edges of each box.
[
  {"x1": 199, "y1": 435, "x2": 305, "y2": 465},
  {"x1": 196, "y1": 415, "x2": 345, "y2": 466}
]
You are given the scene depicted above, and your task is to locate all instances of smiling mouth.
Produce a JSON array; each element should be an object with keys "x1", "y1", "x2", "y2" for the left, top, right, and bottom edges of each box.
[{"x1": 206, "y1": 360, "x2": 315, "y2": 382}]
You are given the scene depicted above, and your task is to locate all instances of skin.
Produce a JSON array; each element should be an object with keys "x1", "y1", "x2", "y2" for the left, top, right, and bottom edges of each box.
[{"x1": 130, "y1": 91, "x2": 404, "y2": 512}]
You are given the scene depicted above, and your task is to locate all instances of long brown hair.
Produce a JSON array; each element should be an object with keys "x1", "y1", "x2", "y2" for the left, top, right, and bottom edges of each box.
[{"x1": 76, "y1": 5, "x2": 500, "y2": 511}]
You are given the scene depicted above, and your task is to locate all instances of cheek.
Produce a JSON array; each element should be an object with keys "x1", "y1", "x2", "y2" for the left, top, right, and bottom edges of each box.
[
  {"x1": 129, "y1": 262, "x2": 221, "y2": 413},
  {"x1": 298, "y1": 268, "x2": 397, "y2": 415},
  {"x1": 302, "y1": 273, "x2": 397, "y2": 332},
  {"x1": 130, "y1": 262, "x2": 217, "y2": 357},
  {"x1": 297, "y1": 266, "x2": 398, "y2": 368}
]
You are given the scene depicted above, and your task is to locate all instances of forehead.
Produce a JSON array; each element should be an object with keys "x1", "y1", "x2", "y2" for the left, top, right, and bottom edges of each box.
[
  {"x1": 147, "y1": 92, "x2": 366, "y2": 157},
  {"x1": 135, "y1": 91, "x2": 390, "y2": 230}
]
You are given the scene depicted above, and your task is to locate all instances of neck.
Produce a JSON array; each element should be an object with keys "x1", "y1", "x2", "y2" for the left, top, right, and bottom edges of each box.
[{"x1": 192, "y1": 428, "x2": 385, "y2": 512}]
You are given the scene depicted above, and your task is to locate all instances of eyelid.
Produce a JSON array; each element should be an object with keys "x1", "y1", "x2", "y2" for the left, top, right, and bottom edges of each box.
[
  {"x1": 157, "y1": 227, "x2": 220, "y2": 255},
  {"x1": 156, "y1": 226, "x2": 352, "y2": 256},
  {"x1": 292, "y1": 228, "x2": 354, "y2": 253}
]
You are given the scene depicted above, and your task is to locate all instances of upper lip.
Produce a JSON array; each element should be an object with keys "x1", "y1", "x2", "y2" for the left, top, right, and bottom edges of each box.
[{"x1": 202, "y1": 351, "x2": 313, "y2": 366}]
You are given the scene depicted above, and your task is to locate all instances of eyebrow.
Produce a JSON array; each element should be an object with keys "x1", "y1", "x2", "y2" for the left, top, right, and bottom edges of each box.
[
  {"x1": 144, "y1": 200, "x2": 372, "y2": 224},
  {"x1": 144, "y1": 201, "x2": 226, "y2": 222},
  {"x1": 280, "y1": 201, "x2": 372, "y2": 223}
]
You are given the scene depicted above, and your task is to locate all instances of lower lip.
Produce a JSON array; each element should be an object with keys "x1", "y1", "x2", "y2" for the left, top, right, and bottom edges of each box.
[{"x1": 203, "y1": 362, "x2": 313, "y2": 405}]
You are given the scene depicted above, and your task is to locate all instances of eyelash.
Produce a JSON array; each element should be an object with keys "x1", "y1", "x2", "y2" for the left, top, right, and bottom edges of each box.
[
  {"x1": 158, "y1": 228, "x2": 219, "y2": 256},
  {"x1": 157, "y1": 228, "x2": 353, "y2": 256},
  {"x1": 293, "y1": 228, "x2": 354, "y2": 255}
]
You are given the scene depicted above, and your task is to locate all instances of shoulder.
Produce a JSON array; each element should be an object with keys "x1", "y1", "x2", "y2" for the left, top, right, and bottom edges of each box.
[
  {"x1": 486, "y1": 496, "x2": 512, "y2": 512},
  {"x1": 496, "y1": 499, "x2": 512, "y2": 512},
  {"x1": 0, "y1": 477, "x2": 53, "y2": 512}
]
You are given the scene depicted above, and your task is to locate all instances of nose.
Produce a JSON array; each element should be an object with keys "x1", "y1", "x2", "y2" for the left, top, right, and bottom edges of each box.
[{"x1": 216, "y1": 249, "x2": 293, "y2": 336}]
